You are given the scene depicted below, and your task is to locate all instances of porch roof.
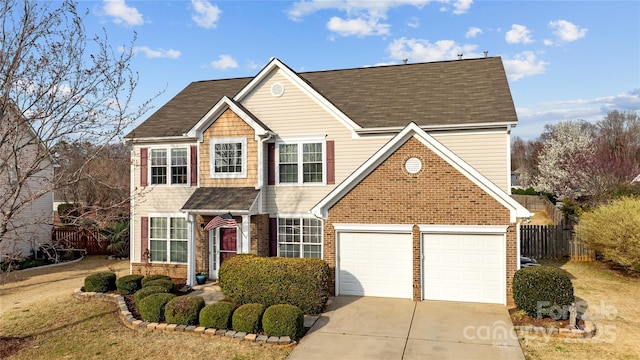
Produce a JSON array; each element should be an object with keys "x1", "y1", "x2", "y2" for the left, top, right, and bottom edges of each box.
[{"x1": 181, "y1": 187, "x2": 259, "y2": 213}]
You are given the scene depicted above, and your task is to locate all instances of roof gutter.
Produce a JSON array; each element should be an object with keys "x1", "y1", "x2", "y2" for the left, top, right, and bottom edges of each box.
[
  {"x1": 125, "y1": 136, "x2": 198, "y2": 144},
  {"x1": 180, "y1": 209, "x2": 250, "y2": 215},
  {"x1": 354, "y1": 121, "x2": 517, "y2": 135}
]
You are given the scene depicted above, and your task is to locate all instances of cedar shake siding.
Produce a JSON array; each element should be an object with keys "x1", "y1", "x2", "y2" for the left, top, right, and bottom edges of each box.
[{"x1": 323, "y1": 137, "x2": 517, "y2": 304}]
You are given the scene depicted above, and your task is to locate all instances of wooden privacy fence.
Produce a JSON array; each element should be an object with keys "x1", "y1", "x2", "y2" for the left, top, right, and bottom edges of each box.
[
  {"x1": 52, "y1": 227, "x2": 112, "y2": 255},
  {"x1": 520, "y1": 221, "x2": 595, "y2": 261}
]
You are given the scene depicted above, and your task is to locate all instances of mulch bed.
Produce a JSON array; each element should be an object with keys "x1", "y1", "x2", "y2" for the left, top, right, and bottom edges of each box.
[{"x1": 509, "y1": 307, "x2": 585, "y2": 328}]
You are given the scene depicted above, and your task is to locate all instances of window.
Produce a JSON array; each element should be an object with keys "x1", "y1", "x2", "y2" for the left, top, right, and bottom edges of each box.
[
  {"x1": 150, "y1": 148, "x2": 188, "y2": 185},
  {"x1": 278, "y1": 218, "x2": 322, "y2": 259},
  {"x1": 149, "y1": 216, "x2": 188, "y2": 263},
  {"x1": 278, "y1": 142, "x2": 323, "y2": 184},
  {"x1": 210, "y1": 138, "x2": 247, "y2": 178}
]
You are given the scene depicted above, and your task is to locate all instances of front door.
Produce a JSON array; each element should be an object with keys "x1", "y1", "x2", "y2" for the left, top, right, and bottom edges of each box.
[{"x1": 209, "y1": 227, "x2": 237, "y2": 279}]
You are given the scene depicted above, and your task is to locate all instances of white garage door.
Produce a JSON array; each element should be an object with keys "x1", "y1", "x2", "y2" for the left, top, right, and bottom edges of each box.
[
  {"x1": 422, "y1": 233, "x2": 505, "y2": 304},
  {"x1": 338, "y1": 232, "x2": 413, "y2": 299}
]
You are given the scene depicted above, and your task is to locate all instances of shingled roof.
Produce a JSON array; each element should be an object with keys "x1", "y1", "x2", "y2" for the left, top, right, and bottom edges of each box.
[{"x1": 126, "y1": 57, "x2": 516, "y2": 139}]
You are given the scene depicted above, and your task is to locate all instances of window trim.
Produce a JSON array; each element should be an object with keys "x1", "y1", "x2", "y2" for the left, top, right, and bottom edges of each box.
[
  {"x1": 275, "y1": 139, "x2": 326, "y2": 186},
  {"x1": 147, "y1": 145, "x2": 191, "y2": 187},
  {"x1": 276, "y1": 216, "x2": 323, "y2": 259},
  {"x1": 210, "y1": 137, "x2": 248, "y2": 179},
  {"x1": 148, "y1": 213, "x2": 188, "y2": 264}
]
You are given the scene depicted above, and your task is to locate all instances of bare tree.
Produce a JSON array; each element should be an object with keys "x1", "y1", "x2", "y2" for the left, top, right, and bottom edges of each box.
[
  {"x1": 511, "y1": 136, "x2": 542, "y2": 188},
  {"x1": 0, "y1": 0, "x2": 156, "y2": 262}
]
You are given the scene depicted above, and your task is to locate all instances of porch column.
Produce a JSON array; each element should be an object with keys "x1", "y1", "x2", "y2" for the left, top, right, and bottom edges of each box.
[
  {"x1": 187, "y1": 213, "x2": 196, "y2": 286},
  {"x1": 241, "y1": 215, "x2": 250, "y2": 254}
]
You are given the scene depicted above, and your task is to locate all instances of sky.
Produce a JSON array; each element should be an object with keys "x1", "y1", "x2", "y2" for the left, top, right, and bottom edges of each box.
[{"x1": 81, "y1": 0, "x2": 640, "y2": 140}]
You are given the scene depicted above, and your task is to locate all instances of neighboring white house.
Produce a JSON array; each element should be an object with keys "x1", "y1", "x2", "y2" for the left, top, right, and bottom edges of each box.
[{"x1": 0, "y1": 107, "x2": 54, "y2": 261}]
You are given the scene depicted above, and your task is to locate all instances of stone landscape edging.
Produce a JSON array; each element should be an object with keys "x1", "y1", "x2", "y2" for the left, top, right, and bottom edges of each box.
[
  {"x1": 514, "y1": 322, "x2": 597, "y2": 339},
  {"x1": 73, "y1": 288, "x2": 297, "y2": 346}
]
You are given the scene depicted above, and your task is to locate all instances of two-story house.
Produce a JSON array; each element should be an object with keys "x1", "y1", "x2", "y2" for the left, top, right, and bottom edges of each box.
[{"x1": 126, "y1": 57, "x2": 531, "y2": 305}]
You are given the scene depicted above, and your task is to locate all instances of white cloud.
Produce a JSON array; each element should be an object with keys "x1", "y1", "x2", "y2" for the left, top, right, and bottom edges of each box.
[
  {"x1": 287, "y1": 1, "x2": 470, "y2": 37},
  {"x1": 505, "y1": 24, "x2": 533, "y2": 44},
  {"x1": 452, "y1": 0, "x2": 473, "y2": 14},
  {"x1": 327, "y1": 16, "x2": 390, "y2": 37},
  {"x1": 407, "y1": 16, "x2": 420, "y2": 28},
  {"x1": 132, "y1": 46, "x2": 181, "y2": 59},
  {"x1": 102, "y1": 0, "x2": 143, "y2": 26},
  {"x1": 387, "y1": 37, "x2": 479, "y2": 62},
  {"x1": 549, "y1": 20, "x2": 587, "y2": 42},
  {"x1": 466, "y1": 26, "x2": 482, "y2": 38},
  {"x1": 543, "y1": 39, "x2": 553, "y2": 46},
  {"x1": 503, "y1": 51, "x2": 548, "y2": 81},
  {"x1": 209, "y1": 55, "x2": 238, "y2": 70},
  {"x1": 191, "y1": 0, "x2": 222, "y2": 29}
]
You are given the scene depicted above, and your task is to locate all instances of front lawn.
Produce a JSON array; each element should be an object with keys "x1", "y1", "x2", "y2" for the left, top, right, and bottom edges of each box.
[{"x1": 519, "y1": 260, "x2": 640, "y2": 360}]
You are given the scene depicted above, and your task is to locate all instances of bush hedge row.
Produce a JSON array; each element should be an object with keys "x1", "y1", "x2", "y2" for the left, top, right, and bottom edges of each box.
[
  {"x1": 219, "y1": 254, "x2": 329, "y2": 314},
  {"x1": 141, "y1": 274, "x2": 172, "y2": 287},
  {"x1": 84, "y1": 271, "x2": 116, "y2": 293},
  {"x1": 116, "y1": 274, "x2": 144, "y2": 295},
  {"x1": 143, "y1": 279, "x2": 174, "y2": 292},
  {"x1": 134, "y1": 285, "x2": 170, "y2": 304},
  {"x1": 513, "y1": 266, "x2": 574, "y2": 318}
]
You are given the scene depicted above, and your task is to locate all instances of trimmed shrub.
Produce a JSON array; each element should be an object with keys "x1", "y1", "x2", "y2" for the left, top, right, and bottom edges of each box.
[
  {"x1": 84, "y1": 271, "x2": 116, "y2": 293},
  {"x1": 134, "y1": 285, "x2": 170, "y2": 304},
  {"x1": 116, "y1": 274, "x2": 144, "y2": 295},
  {"x1": 138, "y1": 293, "x2": 176, "y2": 323},
  {"x1": 219, "y1": 254, "x2": 330, "y2": 314},
  {"x1": 143, "y1": 279, "x2": 174, "y2": 292},
  {"x1": 513, "y1": 266, "x2": 574, "y2": 318},
  {"x1": 141, "y1": 274, "x2": 172, "y2": 287},
  {"x1": 199, "y1": 302, "x2": 237, "y2": 329},
  {"x1": 576, "y1": 197, "x2": 640, "y2": 274},
  {"x1": 232, "y1": 303, "x2": 266, "y2": 334},
  {"x1": 164, "y1": 296, "x2": 205, "y2": 326},
  {"x1": 262, "y1": 304, "x2": 304, "y2": 338}
]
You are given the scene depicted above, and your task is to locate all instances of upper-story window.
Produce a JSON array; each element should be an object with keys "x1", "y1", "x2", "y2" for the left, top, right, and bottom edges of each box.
[
  {"x1": 277, "y1": 141, "x2": 324, "y2": 184},
  {"x1": 210, "y1": 137, "x2": 247, "y2": 178},
  {"x1": 150, "y1": 148, "x2": 188, "y2": 185}
]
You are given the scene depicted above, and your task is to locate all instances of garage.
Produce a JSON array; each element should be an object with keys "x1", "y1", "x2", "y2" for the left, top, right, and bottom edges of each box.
[
  {"x1": 337, "y1": 231, "x2": 413, "y2": 299},
  {"x1": 422, "y1": 230, "x2": 506, "y2": 304}
]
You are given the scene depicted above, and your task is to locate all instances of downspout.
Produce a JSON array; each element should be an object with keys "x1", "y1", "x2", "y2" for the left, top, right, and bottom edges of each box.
[{"x1": 255, "y1": 131, "x2": 275, "y2": 191}]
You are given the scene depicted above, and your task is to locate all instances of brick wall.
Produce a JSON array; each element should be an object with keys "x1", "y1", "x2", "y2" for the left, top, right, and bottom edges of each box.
[
  {"x1": 250, "y1": 213, "x2": 270, "y2": 256},
  {"x1": 131, "y1": 262, "x2": 187, "y2": 281},
  {"x1": 325, "y1": 137, "x2": 516, "y2": 304}
]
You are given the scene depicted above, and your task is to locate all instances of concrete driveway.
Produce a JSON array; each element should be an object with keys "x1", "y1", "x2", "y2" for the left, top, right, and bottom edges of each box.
[{"x1": 288, "y1": 296, "x2": 524, "y2": 360}]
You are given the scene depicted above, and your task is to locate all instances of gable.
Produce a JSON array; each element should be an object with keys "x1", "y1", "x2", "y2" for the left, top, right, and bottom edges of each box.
[
  {"x1": 328, "y1": 137, "x2": 511, "y2": 225},
  {"x1": 312, "y1": 122, "x2": 531, "y2": 222}
]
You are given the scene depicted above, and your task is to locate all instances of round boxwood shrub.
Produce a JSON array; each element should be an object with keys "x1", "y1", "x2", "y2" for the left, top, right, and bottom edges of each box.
[
  {"x1": 142, "y1": 274, "x2": 172, "y2": 287},
  {"x1": 164, "y1": 296, "x2": 205, "y2": 326},
  {"x1": 116, "y1": 274, "x2": 144, "y2": 295},
  {"x1": 199, "y1": 302, "x2": 237, "y2": 329},
  {"x1": 138, "y1": 293, "x2": 176, "y2": 323},
  {"x1": 134, "y1": 285, "x2": 170, "y2": 304},
  {"x1": 143, "y1": 279, "x2": 174, "y2": 292},
  {"x1": 232, "y1": 303, "x2": 266, "y2": 334},
  {"x1": 513, "y1": 266, "x2": 575, "y2": 318},
  {"x1": 84, "y1": 271, "x2": 116, "y2": 293},
  {"x1": 262, "y1": 304, "x2": 304, "y2": 338}
]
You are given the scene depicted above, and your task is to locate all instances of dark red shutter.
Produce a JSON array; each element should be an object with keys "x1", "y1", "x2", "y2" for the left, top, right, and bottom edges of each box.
[
  {"x1": 140, "y1": 148, "x2": 148, "y2": 187},
  {"x1": 140, "y1": 216, "x2": 149, "y2": 263},
  {"x1": 269, "y1": 218, "x2": 278, "y2": 256},
  {"x1": 267, "y1": 143, "x2": 275, "y2": 185},
  {"x1": 326, "y1": 140, "x2": 335, "y2": 185},
  {"x1": 190, "y1": 145, "x2": 198, "y2": 186}
]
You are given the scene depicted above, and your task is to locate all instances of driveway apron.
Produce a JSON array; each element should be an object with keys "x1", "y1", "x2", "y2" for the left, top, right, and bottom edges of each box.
[{"x1": 288, "y1": 296, "x2": 524, "y2": 360}]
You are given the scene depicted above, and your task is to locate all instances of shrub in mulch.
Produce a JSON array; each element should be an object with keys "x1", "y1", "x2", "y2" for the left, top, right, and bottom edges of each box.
[
  {"x1": 199, "y1": 302, "x2": 237, "y2": 329},
  {"x1": 137, "y1": 293, "x2": 177, "y2": 323},
  {"x1": 116, "y1": 274, "x2": 144, "y2": 295},
  {"x1": 84, "y1": 272, "x2": 116, "y2": 293},
  {"x1": 141, "y1": 274, "x2": 172, "y2": 287},
  {"x1": 164, "y1": 296, "x2": 206, "y2": 326},
  {"x1": 262, "y1": 304, "x2": 304, "y2": 338},
  {"x1": 133, "y1": 285, "x2": 170, "y2": 304},
  {"x1": 232, "y1": 303, "x2": 266, "y2": 334},
  {"x1": 142, "y1": 279, "x2": 174, "y2": 292}
]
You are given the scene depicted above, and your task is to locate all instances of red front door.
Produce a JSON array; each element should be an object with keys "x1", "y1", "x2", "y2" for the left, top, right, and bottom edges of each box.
[{"x1": 219, "y1": 227, "x2": 237, "y2": 263}]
